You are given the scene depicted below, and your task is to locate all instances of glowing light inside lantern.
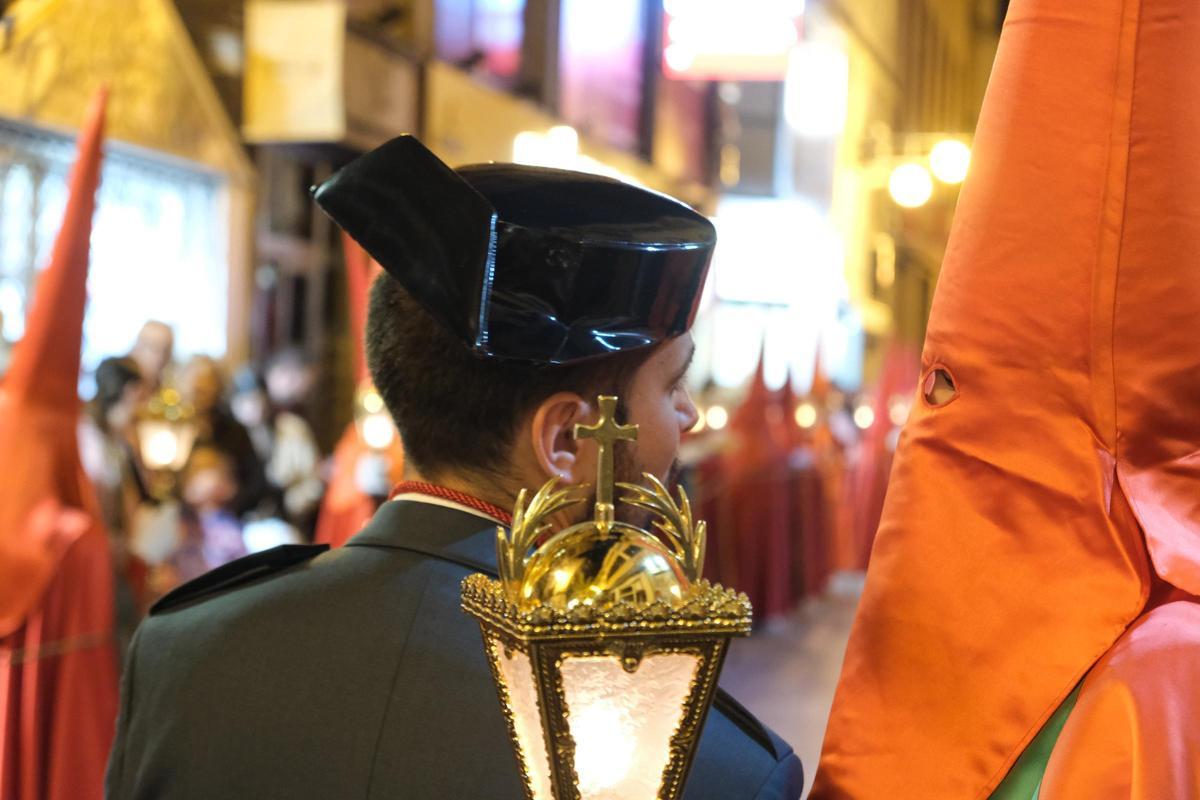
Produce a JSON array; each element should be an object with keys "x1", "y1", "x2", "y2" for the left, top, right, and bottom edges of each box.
[
  {"x1": 561, "y1": 653, "x2": 699, "y2": 799},
  {"x1": 571, "y1": 702, "x2": 637, "y2": 792},
  {"x1": 143, "y1": 427, "x2": 180, "y2": 469},
  {"x1": 493, "y1": 643, "x2": 555, "y2": 800}
]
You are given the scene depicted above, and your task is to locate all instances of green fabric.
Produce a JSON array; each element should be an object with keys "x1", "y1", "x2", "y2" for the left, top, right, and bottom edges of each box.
[{"x1": 988, "y1": 685, "x2": 1082, "y2": 800}]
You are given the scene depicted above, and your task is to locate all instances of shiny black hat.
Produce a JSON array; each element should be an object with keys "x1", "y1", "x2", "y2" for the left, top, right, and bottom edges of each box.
[{"x1": 312, "y1": 135, "x2": 715, "y2": 365}]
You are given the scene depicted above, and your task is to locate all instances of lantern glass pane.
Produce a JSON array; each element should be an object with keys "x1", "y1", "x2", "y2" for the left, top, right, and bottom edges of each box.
[
  {"x1": 491, "y1": 638, "x2": 554, "y2": 800},
  {"x1": 560, "y1": 652, "x2": 700, "y2": 800},
  {"x1": 137, "y1": 420, "x2": 180, "y2": 470}
]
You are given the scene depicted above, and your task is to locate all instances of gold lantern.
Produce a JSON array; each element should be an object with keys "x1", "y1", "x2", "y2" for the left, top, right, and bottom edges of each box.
[
  {"x1": 135, "y1": 387, "x2": 197, "y2": 498},
  {"x1": 461, "y1": 396, "x2": 751, "y2": 800}
]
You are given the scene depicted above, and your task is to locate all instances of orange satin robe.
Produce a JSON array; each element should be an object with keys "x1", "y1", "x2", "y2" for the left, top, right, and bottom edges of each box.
[
  {"x1": 1041, "y1": 596, "x2": 1200, "y2": 799},
  {"x1": 313, "y1": 423, "x2": 404, "y2": 548},
  {"x1": 813, "y1": 0, "x2": 1200, "y2": 797}
]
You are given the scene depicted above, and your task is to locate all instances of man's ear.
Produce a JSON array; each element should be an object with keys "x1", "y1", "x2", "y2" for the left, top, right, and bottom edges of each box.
[{"x1": 529, "y1": 392, "x2": 590, "y2": 483}]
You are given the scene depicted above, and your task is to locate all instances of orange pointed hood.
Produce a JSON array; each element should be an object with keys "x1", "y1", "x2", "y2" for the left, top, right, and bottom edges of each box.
[
  {"x1": 814, "y1": 0, "x2": 1197, "y2": 796},
  {"x1": 0, "y1": 88, "x2": 108, "y2": 635},
  {"x1": 3, "y1": 89, "x2": 106, "y2": 411},
  {"x1": 341, "y1": 231, "x2": 380, "y2": 386}
]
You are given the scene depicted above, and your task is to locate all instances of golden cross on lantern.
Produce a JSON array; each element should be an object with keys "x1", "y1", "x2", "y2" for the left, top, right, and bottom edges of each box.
[{"x1": 574, "y1": 395, "x2": 638, "y2": 533}]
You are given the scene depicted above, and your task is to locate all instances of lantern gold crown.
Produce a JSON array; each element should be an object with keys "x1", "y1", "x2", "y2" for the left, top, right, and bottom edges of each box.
[
  {"x1": 464, "y1": 395, "x2": 750, "y2": 626},
  {"x1": 461, "y1": 395, "x2": 751, "y2": 800}
]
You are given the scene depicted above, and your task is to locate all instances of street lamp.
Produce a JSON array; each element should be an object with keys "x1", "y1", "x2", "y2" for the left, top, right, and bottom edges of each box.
[
  {"x1": 865, "y1": 130, "x2": 971, "y2": 207},
  {"x1": 929, "y1": 139, "x2": 971, "y2": 184},
  {"x1": 888, "y1": 162, "x2": 935, "y2": 208},
  {"x1": 462, "y1": 396, "x2": 751, "y2": 800},
  {"x1": 354, "y1": 385, "x2": 397, "y2": 451}
]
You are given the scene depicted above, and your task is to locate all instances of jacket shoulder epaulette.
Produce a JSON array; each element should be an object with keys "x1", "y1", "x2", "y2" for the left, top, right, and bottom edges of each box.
[
  {"x1": 712, "y1": 688, "x2": 780, "y2": 759},
  {"x1": 151, "y1": 544, "x2": 329, "y2": 614}
]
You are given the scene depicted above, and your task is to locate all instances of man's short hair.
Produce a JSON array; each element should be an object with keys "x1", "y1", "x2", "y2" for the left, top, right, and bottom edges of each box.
[{"x1": 365, "y1": 275, "x2": 653, "y2": 479}]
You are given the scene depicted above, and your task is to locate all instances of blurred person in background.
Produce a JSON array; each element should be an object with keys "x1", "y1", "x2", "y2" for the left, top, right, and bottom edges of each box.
[
  {"x1": 162, "y1": 445, "x2": 247, "y2": 586},
  {"x1": 177, "y1": 355, "x2": 269, "y2": 519},
  {"x1": 264, "y1": 349, "x2": 324, "y2": 536},
  {"x1": 77, "y1": 356, "x2": 152, "y2": 654},
  {"x1": 263, "y1": 346, "x2": 315, "y2": 412},
  {"x1": 231, "y1": 360, "x2": 323, "y2": 541},
  {"x1": 230, "y1": 367, "x2": 273, "y2": 462},
  {"x1": 127, "y1": 320, "x2": 174, "y2": 392}
]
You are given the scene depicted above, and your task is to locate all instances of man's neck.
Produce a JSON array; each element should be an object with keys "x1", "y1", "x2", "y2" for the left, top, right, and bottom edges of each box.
[
  {"x1": 404, "y1": 467, "x2": 521, "y2": 514},
  {"x1": 404, "y1": 466, "x2": 593, "y2": 530}
]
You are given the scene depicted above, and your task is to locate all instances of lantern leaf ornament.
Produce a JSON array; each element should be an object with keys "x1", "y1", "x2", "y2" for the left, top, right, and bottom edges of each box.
[
  {"x1": 462, "y1": 395, "x2": 751, "y2": 800},
  {"x1": 499, "y1": 481, "x2": 589, "y2": 600},
  {"x1": 617, "y1": 474, "x2": 707, "y2": 585}
]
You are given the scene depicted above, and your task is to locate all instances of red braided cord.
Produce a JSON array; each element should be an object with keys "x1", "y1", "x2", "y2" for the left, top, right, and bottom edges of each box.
[{"x1": 389, "y1": 481, "x2": 514, "y2": 526}]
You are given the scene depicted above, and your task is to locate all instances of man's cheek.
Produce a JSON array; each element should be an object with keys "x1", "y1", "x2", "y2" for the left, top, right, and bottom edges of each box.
[{"x1": 650, "y1": 443, "x2": 676, "y2": 486}]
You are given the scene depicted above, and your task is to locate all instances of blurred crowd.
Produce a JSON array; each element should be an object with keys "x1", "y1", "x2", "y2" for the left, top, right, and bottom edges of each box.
[
  {"x1": 27, "y1": 319, "x2": 405, "y2": 653},
  {"x1": 0, "y1": 308, "x2": 920, "y2": 638}
]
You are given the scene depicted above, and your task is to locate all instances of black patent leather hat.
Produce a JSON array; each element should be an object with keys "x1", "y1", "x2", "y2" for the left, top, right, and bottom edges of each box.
[{"x1": 312, "y1": 135, "x2": 715, "y2": 364}]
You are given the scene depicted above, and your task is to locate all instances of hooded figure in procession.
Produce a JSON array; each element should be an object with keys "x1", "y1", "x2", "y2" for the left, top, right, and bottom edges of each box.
[
  {"x1": 0, "y1": 90, "x2": 118, "y2": 800},
  {"x1": 313, "y1": 233, "x2": 405, "y2": 549},
  {"x1": 814, "y1": 0, "x2": 1200, "y2": 797}
]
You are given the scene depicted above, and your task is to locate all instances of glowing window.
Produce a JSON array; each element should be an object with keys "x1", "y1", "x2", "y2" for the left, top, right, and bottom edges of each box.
[{"x1": 0, "y1": 122, "x2": 227, "y2": 382}]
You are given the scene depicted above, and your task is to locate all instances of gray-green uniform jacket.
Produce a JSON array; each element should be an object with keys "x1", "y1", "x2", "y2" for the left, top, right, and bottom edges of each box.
[{"x1": 106, "y1": 499, "x2": 803, "y2": 799}]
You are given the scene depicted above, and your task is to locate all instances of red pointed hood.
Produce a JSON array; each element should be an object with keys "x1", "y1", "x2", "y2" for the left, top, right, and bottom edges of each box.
[
  {"x1": 777, "y1": 365, "x2": 797, "y2": 412},
  {"x1": 776, "y1": 366, "x2": 803, "y2": 448},
  {"x1": 842, "y1": 342, "x2": 919, "y2": 565},
  {"x1": 807, "y1": 343, "x2": 831, "y2": 404},
  {"x1": 866, "y1": 343, "x2": 919, "y2": 442},
  {"x1": 729, "y1": 342, "x2": 773, "y2": 433},
  {"x1": 0, "y1": 88, "x2": 108, "y2": 635}
]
